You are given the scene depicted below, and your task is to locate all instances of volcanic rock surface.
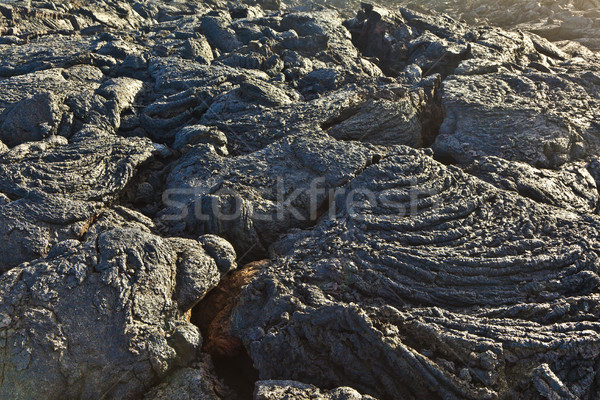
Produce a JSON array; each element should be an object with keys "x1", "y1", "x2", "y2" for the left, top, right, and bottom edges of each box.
[{"x1": 0, "y1": 0, "x2": 599, "y2": 399}]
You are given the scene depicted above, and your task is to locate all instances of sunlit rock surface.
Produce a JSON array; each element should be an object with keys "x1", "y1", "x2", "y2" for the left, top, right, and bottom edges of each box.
[{"x1": 0, "y1": 1, "x2": 599, "y2": 399}]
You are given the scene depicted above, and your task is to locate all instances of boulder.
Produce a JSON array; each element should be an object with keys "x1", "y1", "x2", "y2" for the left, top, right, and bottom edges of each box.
[
  {"x1": 433, "y1": 72, "x2": 599, "y2": 167},
  {"x1": 160, "y1": 134, "x2": 383, "y2": 257},
  {"x1": 144, "y1": 356, "x2": 235, "y2": 400},
  {"x1": 465, "y1": 156, "x2": 599, "y2": 213},
  {"x1": 0, "y1": 194, "x2": 100, "y2": 273},
  {"x1": 0, "y1": 228, "x2": 237, "y2": 399},
  {"x1": 0, "y1": 92, "x2": 65, "y2": 147}
]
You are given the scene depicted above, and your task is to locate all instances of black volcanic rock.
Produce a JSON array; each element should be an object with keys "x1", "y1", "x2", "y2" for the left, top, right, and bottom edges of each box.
[
  {"x1": 160, "y1": 133, "x2": 383, "y2": 257},
  {"x1": 433, "y1": 72, "x2": 600, "y2": 168},
  {"x1": 405, "y1": 0, "x2": 600, "y2": 52},
  {"x1": 0, "y1": 129, "x2": 154, "y2": 202},
  {"x1": 143, "y1": 356, "x2": 236, "y2": 400},
  {"x1": 0, "y1": 228, "x2": 237, "y2": 399},
  {"x1": 255, "y1": 380, "x2": 378, "y2": 399},
  {"x1": 0, "y1": 194, "x2": 100, "y2": 273},
  {"x1": 0, "y1": 0, "x2": 600, "y2": 399},
  {"x1": 465, "y1": 156, "x2": 599, "y2": 213},
  {"x1": 232, "y1": 146, "x2": 600, "y2": 399}
]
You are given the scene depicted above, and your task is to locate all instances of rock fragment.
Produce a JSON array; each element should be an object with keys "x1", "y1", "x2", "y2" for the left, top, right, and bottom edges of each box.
[{"x1": 255, "y1": 380, "x2": 378, "y2": 400}]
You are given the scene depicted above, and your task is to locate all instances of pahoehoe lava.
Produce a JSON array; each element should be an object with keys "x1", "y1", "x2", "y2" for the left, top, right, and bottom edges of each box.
[{"x1": 0, "y1": 0, "x2": 600, "y2": 399}]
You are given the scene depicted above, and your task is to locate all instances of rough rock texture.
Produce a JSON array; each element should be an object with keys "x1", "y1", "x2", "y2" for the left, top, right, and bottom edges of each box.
[
  {"x1": 0, "y1": 194, "x2": 100, "y2": 273},
  {"x1": 0, "y1": 65, "x2": 103, "y2": 144},
  {"x1": 255, "y1": 380, "x2": 378, "y2": 400},
  {"x1": 232, "y1": 146, "x2": 600, "y2": 399},
  {"x1": 283, "y1": 0, "x2": 600, "y2": 52},
  {"x1": 433, "y1": 72, "x2": 600, "y2": 168},
  {"x1": 161, "y1": 134, "x2": 382, "y2": 257},
  {"x1": 405, "y1": 0, "x2": 600, "y2": 52},
  {"x1": 0, "y1": 129, "x2": 154, "y2": 202},
  {"x1": 0, "y1": 228, "x2": 237, "y2": 399},
  {"x1": 1, "y1": 0, "x2": 600, "y2": 399},
  {"x1": 144, "y1": 356, "x2": 235, "y2": 400},
  {"x1": 465, "y1": 156, "x2": 599, "y2": 214}
]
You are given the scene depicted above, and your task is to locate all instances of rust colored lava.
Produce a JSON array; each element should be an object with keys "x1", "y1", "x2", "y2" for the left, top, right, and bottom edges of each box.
[{"x1": 192, "y1": 260, "x2": 266, "y2": 359}]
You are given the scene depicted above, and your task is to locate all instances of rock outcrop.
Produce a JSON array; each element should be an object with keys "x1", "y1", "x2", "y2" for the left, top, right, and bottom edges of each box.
[
  {"x1": 232, "y1": 146, "x2": 600, "y2": 399},
  {"x1": 0, "y1": 228, "x2": 237, "y2": 399},
  {"x1": 0, "y1": 0, "x2": 599, "y2": 399}
]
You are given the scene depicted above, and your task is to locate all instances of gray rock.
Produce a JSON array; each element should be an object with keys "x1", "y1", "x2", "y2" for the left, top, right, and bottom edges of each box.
[
  {"x1": 141, "y1": 83, "x2": 221, "y2": 142},
  {"x1": 258, "y1": 0, "x2": 281, "y2": 11},
  {"x1": 182, "y1": 36, "x2": 214, "y2": 64},
  {"x1": 0, "y1": 194, "x2": 100, "y2": 273},
  {"x1": 0, "y1": 92, "x2": 65, "y2": 147},
  {"x1": 0, "y1": 228, "x2": 237, "y2": 399},
  {"x1": 173, "y1": 124, "x2": 229, "y2": 155},
  {"x1": 0, "y1": 35, "x2": 97, "y2": 77},
  {"x1": 0, "y1": 192, "x2": 9, "y2": 206},
  {"x1": 433, "y1": 72, "x2": 599, "y2": 167},
  {"x1": 201, "y1": 83, "x2": 429, "y2": 155},
  {"x1": 344, "y1": 5, "x2": 471, "y2": 76},
  {"x1": 0, "y1": 65, "x2": 145, "y2": 143},
  {"x1": 255, "y1": 380, "x2": 378, "y2": 400},
  {"x1": 407, "y1": 0, "x2": 600, "y2": 52},
  {"x1": 232, "y1": 146, "x2": 600, "y2": 399},
  {"x1": 465, "y1": 156, "x2": 599, "y2": 214},
  {"x1": 144, "y1": 355, "x2": 235, "y2": 400},
  {"x1": 3, "y1": 1, "x2": 600, "y2": 399},
  {"x1": 83, "y1": 205, "x2": 157, "y2": 239},
  {"x1": 160, "y1": 134, "x2": 382, "y2": 257},
  {"x1": 0, "y1": 65, "x2": 103, "y2": 117},
  {"x1": 325, "y1": 96, "x2": 422, "y2": 147},
  {"x1": 201, "y1": 12, "x2": 243, "y2": 53},
  {"x1": 0, "y1": 128, "x2": 154, "y2": 201},
  {"x1": 90, "y1": 77, "x2": 145, "y2": 133}
]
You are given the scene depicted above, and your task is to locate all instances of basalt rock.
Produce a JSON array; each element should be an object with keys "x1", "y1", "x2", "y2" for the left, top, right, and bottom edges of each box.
[
  {"x1": 0, "y1": 66, "x2": 103, "y2": 113},
  {"x1": 83, "y1": 205, "x2": 157, "y2": 238},
  {"x1": 433, "y1": 72, "x2": 600, "y2": 167},
  {"x1": 0, "y1": 228, "x2": 237, "y2": 399},
  {"x1": 0, "y1": 65, "x2": 104, "y2": 142},
  {"x1": 0, "y1": 64, "x2": 145, "y2": 143},
  {"x1": 232, "y1": 146, "x2": 600, "y2": 399},
  {"x1": 465, "y1": 156, "x2": 599, "y2": 214},
  {"x1": 173, "y1": 124, "x2": 229, "y2": 155},
  {"x1": 160, "y1": 134, "x2": 383, "y2": 257},
  {"x1": 2, "y1": 0, "x2": 600, "y2": 399},
  {"x1": 0, "y1": 128, "x2": 154, "y2": 202},
  {"x1": 0, "y1": 92, "x2": 65, "y2": 147},
  {"x1": 0, "y1": 193, "x2": 100, "y2": 273},
  {"x1": 255, "y1": 380, "x2": 378, "y2": 400},
  {"x1": 144, "y1": 356, "x2": 235, "y2": 400},
  {"x1": 0, "y1": 35, "x2": 98, "y2": 77},
  {"x1": 405, "y1": 0, "x2": 600, "y2": 52}
]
